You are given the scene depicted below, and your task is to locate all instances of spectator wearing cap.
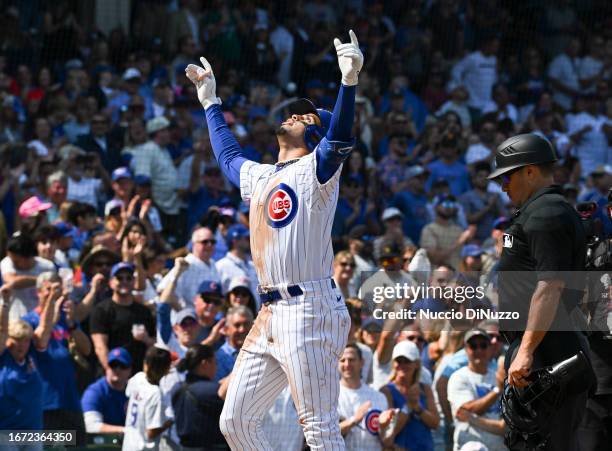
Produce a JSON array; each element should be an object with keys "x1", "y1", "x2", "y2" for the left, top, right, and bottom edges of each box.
[
  {"x1": 66, "y1": 202, "x2": 98, "y2": 252},
  {"x1": 44, "y1": 171, "x2": 68, "y2": 223},
  {"x1": 579, "y1": 165, "x2": 612, "y2": 236},
  {"x1": 420, "y1": 195, "x2": 476, "y2": 269},
  {"x1": 1, "y1": 234, "x2": 55, "y2": 320},
  {"x1": 107, "y1": 68, "x2": 153, "y2": 124},
  {"x1": 223, "y1": 276, "x2": 258, "y2": 318},
  {"x1": 377, "y1": 134, "x2": 415, "y2": 195},
  {"x1": 129, "y1": 116, "x2": 179, "y2": 237},
  {"x1": 374, "y1": 207, "x2": 416, "y2": 259},
  {"x1": 215, "y1": 305, "x2": 254, "y2": 381},
  {"x1": 216, "y1": 224, "x2": 258, "y2": 296},
  {"x1": 437, "y1": 86, "x2": 472, "y2": 130},
  {"x1": 567, "y1": 93, "x2": 610, "y2": 179},
  {"x1": 391, "y1": 166, "x2": 431, "y2": 244},
  {"x1": 106, "y1": 167, "x2": 134, "y2": 211},
  {"x1": 447, "y1": 329, "x2": 505, "y2": 450},
  {"x1": 425, "y1": 132, "x2": 470, "y2": 197},
  {"x1": 90, "y1": 262, "x2": 156, "y2": 373},
  {"x1": 17, "y1": 195, "x2": 52, "y2": 235},
  {"x1": 81, "y1": 347, "x2": 131, "y2": 434},
  {"x1": 458, "y1": 245, "x2": 485, "y2": 287},
  {"x1": 459, "y1": 162, "x2": 504, "y2": 243},
  {"x1": 157, "y1": 227, "x2": 220, "y2": 310},
  {"x1": 449, "y1": 35, "x2": 499, "y2": 114},
  {"x1": 332, "y1": 175, "x2": 378, "y2": 238},
  {"x1": 187, "y1": 163, "x2": 229, "y2": 234},
  {"x1": 379, "y1": 340, "x2": 439, "y2": 450},
  {"x1": 162, "y1": 308, "x2": 203, "y2": 359},
  {"x1": 76, "y1": 113, "x2": 124, "y2": 173},
  {"x1": 464, "y1": 118, "x2": 496, "y2": 167},
  {"x1": 22, "y1": 272, "x2": 89, "y2": 441}
]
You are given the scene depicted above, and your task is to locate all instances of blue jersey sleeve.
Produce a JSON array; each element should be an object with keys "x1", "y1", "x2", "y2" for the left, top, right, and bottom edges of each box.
[
  {"x1": 315, "y1": 84, "x2": 356, "y2": 184},
  {"x1": 157, "y1": 303, "x2": 172, "y2": 344},
  {"x1": 205, "y1": 105, "x2": 249, "y2": 187}
]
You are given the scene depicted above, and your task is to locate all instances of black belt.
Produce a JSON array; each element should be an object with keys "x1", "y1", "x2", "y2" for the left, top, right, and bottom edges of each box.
[{"x1": 258, "y1": 279, "x2": 336, "y2": 303}]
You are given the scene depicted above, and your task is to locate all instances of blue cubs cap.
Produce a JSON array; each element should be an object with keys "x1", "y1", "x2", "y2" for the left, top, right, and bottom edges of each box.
[
  {"x1": 198, "y1": 280, "x2": 222, "y2": 297},
  {"x1": 461, "y1": 244, "x2": 484, "y2": 258},
  {"x1": 53, "y1": 222, "x2": 73, "y2": 237},
  {"x1": 287, "y1": 98, "x2": 331, "y2": 152},
  {"x1": 108, "y1": 347, "x2": 132, "y2": 366},
  {"x1": 225, "y1": 224, "x2": 250, "y2": 247},
  {"x1": 134, "y1": 174, "x2": 151, "y2": 186},
  {"x1": 112, "y1": 167, "x2": 133, "y2": 182},
  {"x1": 110, "y1": 262, "x2": 135, "y2": 278}
]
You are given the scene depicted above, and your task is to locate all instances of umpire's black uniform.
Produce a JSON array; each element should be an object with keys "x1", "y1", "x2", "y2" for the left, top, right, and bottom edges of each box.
[{"x1": 498, "y1": 184, "x2": 593, "y2": 449}]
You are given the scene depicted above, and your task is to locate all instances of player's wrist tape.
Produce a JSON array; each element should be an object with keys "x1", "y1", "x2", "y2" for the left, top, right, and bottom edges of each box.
[
  {"x1": 341, "y1": 74, "x2": 359, "y2": 86},
  {"x1": 202, "y1": 97, "x2": 222, "y2": 110}
]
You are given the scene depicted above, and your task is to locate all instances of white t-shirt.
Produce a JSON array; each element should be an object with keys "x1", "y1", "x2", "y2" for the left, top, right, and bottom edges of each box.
[
  {"x1": 123, "y1": 372, "x2": 167, "y2": 451},
  {"x1": 447, "y1": 366, "x2": 505, "y2": 451},
  {"x1": 450, "y1": 51, "x2": 497, "y2": 111},
  {"x1": 548, "y1": 54, "x2": 581, "y2": 110},
  {"x1": 566, "y1": 112, "x2": 611, "y2": 177},
  {"x1": 338, "y1": 383, "x2": 389, "y2": 451},
  {"x1": 67, "y1": 176, "x2": 103, "y2": 207},
  {"x1": 0, "y1": 256, "x2": 56, "y2": 321}
]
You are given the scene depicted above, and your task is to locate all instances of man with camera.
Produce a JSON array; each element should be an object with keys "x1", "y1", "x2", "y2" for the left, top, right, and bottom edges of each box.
[{"x1": 489, "y1": 133, "x2": 594, "y2": 450}]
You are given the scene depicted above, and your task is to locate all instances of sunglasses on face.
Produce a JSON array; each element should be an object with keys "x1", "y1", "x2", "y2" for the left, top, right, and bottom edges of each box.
[
  {"x1": 381, "y1": 256, "x2": 401, "y2": 266},
  {"x1": 339, "y1": 261, "x2": 356, "y2": 268},
  {"x1": 407, "y1": 335, "x2": 425, "y2": 343},
  {"x1": 201, "y1": 296, "x2": 222, "y2": 306},
  {"x1": 196, "y1": 239, "x2": 217, "y2": 246},
  {"x1": 179, "y1": 318, "x2": 198, "y2": 328},
  {"x1": 109, "y1": 362, "x2": 130, "y2": 370},
  {"x1": 468, "y1": 341, "x2": 490, "y2": 351},
  {"x1": 232, "y1": 288, "x2": 251, "y2": 297},
  {"x1": 115, "y1": 275, "x2": 134, "y2": 282}
]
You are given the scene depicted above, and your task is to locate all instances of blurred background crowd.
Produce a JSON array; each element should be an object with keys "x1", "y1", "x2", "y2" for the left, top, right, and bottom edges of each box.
[{"x1": 0, "y1": 0, "x2": 612, "y2": 450}]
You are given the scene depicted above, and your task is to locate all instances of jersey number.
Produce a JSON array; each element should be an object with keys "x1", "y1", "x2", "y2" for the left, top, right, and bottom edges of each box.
[{"x1": 129, "y1": 402, "x2": 138, "y2": 426}]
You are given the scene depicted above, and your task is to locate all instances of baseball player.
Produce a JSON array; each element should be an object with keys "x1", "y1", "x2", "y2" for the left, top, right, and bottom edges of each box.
[{"x1": 185, "y1": 30, "x2": 364, "y2": 450}]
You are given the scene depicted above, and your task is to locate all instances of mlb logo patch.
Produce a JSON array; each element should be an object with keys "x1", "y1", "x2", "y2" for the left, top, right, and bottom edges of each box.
[
  {"x1": 503, "y1": 233, "x2": 513, "y2": 248},
  {"x1": 265, "y1": 183, "x2": 298, "y2": 228}
]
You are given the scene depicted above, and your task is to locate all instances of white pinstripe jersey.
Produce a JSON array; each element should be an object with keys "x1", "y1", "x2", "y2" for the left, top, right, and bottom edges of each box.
[{"x1": 240, "y1": 151, "x2": 342, "y2": 287}]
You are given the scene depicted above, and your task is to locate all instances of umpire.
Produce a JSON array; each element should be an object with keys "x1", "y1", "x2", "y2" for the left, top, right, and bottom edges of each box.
[{"x1": 489, "y1": 134, "x2": 594, "y2": 450}]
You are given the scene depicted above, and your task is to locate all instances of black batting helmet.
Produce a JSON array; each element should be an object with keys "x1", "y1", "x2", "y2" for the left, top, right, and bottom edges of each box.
[{"x1": 488, "y1": 133, "x2": 557, "y2": 180}]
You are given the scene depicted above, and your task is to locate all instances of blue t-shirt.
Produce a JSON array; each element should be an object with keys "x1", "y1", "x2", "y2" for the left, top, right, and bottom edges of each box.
[
  {"x1": 81, "y1": 377, "x2": 128, "y2": 426},
  {"x1": 386, "y1": 383, "x2": 433, "y2": 451},
  {"x1": 393, "y1": 191, "x2": 429, "y2": 245},
  {"x1": 22, "y1": 311, "x2": 81, "y2": 411},
  {"x1": 425, "y1": 160, "x2": 471, "y2": 197},
  {"x1": 215, "y1": 342, "x2": 238, "y2": 381},
  {"x1": 0, "y1": 348, "x2": 44, "y2": 429}
]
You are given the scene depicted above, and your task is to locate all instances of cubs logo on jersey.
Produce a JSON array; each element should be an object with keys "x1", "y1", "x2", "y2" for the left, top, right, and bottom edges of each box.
[
  {"x1": 364, "y1": 409, "x2": 382, "y2": 435},
  {"x1": 265, "y1": 183, "x2": 298, "y2": 228}
]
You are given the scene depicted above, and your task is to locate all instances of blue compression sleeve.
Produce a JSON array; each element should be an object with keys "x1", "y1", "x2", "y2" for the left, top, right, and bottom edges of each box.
[
  {"x1": 157, "y1": 303, "x2": 172, "y2": 344},
  {"x1": 205, "y1": 104, "x2": 248, "y2": 187},
  {"x1": 316, "y1": 84, "x2": 356, "y2": 184}
]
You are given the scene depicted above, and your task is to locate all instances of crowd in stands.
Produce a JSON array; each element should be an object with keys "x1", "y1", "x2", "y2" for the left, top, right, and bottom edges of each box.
[{"x1": 1, "y1": 0, "x2": 612, "y2": 450}]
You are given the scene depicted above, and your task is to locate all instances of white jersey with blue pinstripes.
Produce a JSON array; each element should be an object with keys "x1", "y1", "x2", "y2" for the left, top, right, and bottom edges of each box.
[{"x1": 240, "y1": 150, "x2": 341, "y2": 287}]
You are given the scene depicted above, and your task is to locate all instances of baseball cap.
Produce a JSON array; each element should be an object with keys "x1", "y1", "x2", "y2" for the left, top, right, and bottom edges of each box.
[
  {"x1": 108, "y1": 347, "x2": 132, "y2": 367},
  {"x1": 392, "y1": 340, "x2": 420, "y2": 362},
  {"x1": 18, "y1": 196, "x2": 53, "y2": 219},
  {"x1": 381, "y1": 207, "x2": 403, "y2": 222},
  {"x1": 146, "y1": 116, "x2": 170, "y2": 134},
  {"x1": 198, "y1": 280, "x2": 222, "y2": 297},
  {"x1": 492, "y1": 216, "x2": 510, "y2": 230},
  {"x1": 377, "y1": 239, "x2": 402, "y2": 259},
  {"x1": 225, "y1": 224, "x2": 250, "y2": 247},
  {"x1": 112, "y1": 167, "x2": 133, "y2": 182},
  {"x1": 110, "y1": 262, "x2": 135, "y2": 278},
  {"x1": 173, "y1": 308, "x2": 197, "y2": 326},
  {"x1": 434, "y1": 194, "x2": 458, "y2": 209},
  {"x1": 591, "y1": 164, "x2": 612, "y2": 176},
  {"x1": 405, "y1": 165, "x2": 427, "y2": 181},
  {"x1": 104, "y1": 199, "x2": 124, "y2": 217},
  {"x1": 134, "y1": 174, "x2": 152, "y2": 186},
  {"x1": 123, "y1": 67, "x2": 142, "y2": 81},
  {"x1": 53, "y1": 222, "x2": 74, "y2": 237},
  {"x1": 361, "y1": 318, "x2": 383, "y2": 333},
  {"x1": 464, "y1": 328, "x2": 490, "y2": 345},
  {"x1": 228, "y1": 276, "x2": 251, "y2": 292},
  {"x1": 461, "y1": 244, "x2": 484, "y2": 258}
]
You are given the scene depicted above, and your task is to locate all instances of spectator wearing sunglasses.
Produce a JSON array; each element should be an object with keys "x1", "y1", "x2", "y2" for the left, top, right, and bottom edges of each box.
[
  {"x1": 81, "y1": 347, "x2": 131, "y2": 434},
  {"x1": 333, "y1": 251, "x2": 357, "y2": 299},
  {"x1": 447, "y1": 329, "x2": 505, "y2": 450},
  {"x1": 157, "y1": 227, "x2": 220, "y2": 311},
  {"x1": 421, "y1": 195, "x2": 477, "y2": 269},
  {"x1": 90, "y1": 262, "x2": 156, "y2": 373}
]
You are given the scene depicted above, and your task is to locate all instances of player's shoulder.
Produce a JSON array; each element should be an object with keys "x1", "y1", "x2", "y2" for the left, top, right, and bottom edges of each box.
[{"x1": 242, "y1": 160, "x2": 276, "y2": 177}]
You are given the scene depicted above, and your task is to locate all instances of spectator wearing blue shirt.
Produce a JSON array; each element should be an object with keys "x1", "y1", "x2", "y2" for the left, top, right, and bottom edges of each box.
[
  {"x1": 425, "y1": 133, "x2": 471, "y2": 197},
  {"x1": 0, "y1": 282, "x2": 58, "y2": 434},
  {"x1": 22, "y1": 272, "x2": 90, "y2": 445},
  {"x1": 332, "y1": 175, "x2": 377, "y2": 238},
  {"x1": 579, "y1": 166, "x2": 612, "y2": 236},
  {"x1": 187, "y1": 165, "x2": 229, "y2": 234},
  {"x1": 81, "y1": 347, "x2": 131, "y2": 434},
  {"x1": 215, "y1": 306, "x2": 253, "y2": 381},
  {"x1": 392, "y1": 165, "x2": 431, "y2": 244}
]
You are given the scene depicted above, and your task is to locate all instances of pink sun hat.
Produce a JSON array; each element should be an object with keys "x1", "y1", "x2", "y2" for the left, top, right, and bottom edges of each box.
[{"x1": 18, "y1": 196, "x2": 53, "y2": 219}]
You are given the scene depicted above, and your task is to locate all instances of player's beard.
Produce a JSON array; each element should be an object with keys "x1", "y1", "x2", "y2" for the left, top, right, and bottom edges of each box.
[{"x1": 275, "y1": 125, "x2": 288, "y2": 136}]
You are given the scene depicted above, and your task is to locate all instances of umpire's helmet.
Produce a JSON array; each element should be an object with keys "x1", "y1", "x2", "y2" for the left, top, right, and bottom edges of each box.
[
  {"x1": 488, "y1": 133, "x2": 557, "y2": 180},
  {"x1": 287, "y1": 98, "x2": 332, "y2": 152}
]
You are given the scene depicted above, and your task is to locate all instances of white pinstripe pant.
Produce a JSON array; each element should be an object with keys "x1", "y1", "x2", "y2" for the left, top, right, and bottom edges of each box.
[{"x1": 220, "y1": 280, "x2": 350, "y2": 450}]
